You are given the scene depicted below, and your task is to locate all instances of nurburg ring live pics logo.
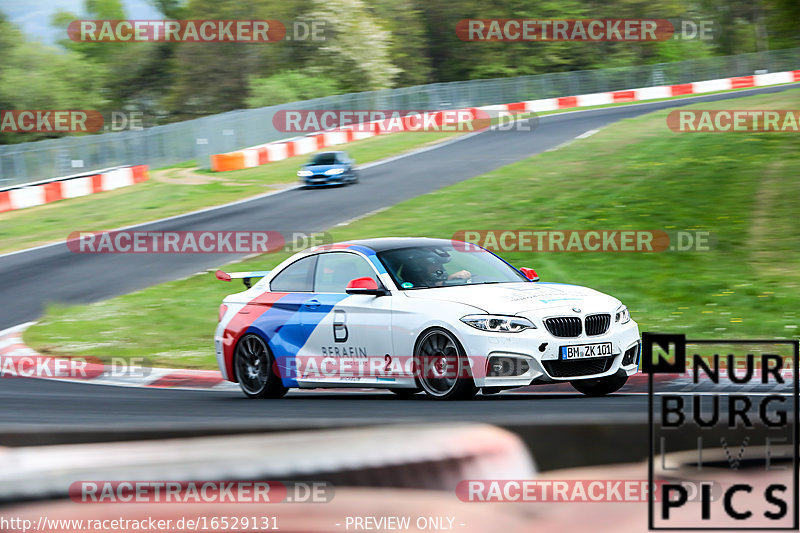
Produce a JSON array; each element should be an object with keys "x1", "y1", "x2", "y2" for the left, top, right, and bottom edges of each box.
[{"x1": 643, "y1": 332, "x2": 798, "y2": 530}]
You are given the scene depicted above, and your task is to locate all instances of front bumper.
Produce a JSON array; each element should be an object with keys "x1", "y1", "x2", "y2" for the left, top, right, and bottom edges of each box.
[
  {"x1": 455, "y1": 319, "x2": 641, "y2": 388},
  {"x1": 303, "y1": 173, "x2": 348, "y2": 186}
]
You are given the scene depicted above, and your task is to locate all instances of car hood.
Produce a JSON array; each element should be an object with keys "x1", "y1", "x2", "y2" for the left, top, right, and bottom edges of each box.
[{"x1": 402, "y1": 282, "x2": 621, "y2": 316}]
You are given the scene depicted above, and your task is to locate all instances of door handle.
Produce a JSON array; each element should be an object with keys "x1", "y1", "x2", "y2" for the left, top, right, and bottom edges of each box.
[{"x1": 305, "y1": 299, "x2": 321, "y2": 309}]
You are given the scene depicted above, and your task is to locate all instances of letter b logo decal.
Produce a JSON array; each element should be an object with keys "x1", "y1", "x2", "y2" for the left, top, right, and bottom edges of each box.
[{"x1": 333, "y1": 310, "x2": 348, "y2": 343}]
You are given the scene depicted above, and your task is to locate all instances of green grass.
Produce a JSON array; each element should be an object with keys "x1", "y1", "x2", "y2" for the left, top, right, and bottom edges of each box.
[
  {"x1": 24, "y1": 88, "x2": 800, "y2": 368},
  {"x1": 0, "y1": 130, "x2": 461, "y2": 254},
  {"x1": 3, "y1": 84, "x2": 783, "y2": 256}
]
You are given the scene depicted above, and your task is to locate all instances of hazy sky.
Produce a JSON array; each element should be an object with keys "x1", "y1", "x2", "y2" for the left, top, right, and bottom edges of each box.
[{"x1": 0, "y1": 0, "x2": 161, "y2": 44}]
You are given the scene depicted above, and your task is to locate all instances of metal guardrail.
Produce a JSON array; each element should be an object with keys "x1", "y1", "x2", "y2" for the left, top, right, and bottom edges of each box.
[{"x1": 0, "y1": 47, "x2": 798, "y2": 185}]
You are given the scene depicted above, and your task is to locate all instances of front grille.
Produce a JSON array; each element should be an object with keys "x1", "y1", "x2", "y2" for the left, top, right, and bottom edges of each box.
[
  {"x1": 585, "y1": 314, "x2": 611, "y2": 336},
  {"x1": 544, "y1": 317, "x2": 582, "y2": 337},
  {"x1": 543, "y1": 357, "x2": 614, "y2": 378}
]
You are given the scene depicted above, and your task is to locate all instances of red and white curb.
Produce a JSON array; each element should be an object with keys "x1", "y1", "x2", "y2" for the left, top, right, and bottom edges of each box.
[
  {"x1": 0, "y1": 165, "x2": 149, "y2": 214},
  {"x1": 0, "y1": 322, "x2": 652, "y2": 394},
  {"x1": 0, "y1": 323, "x2": 372, "y2": 393},
  {"x1": 0, "y1": 323, "x2": 237, "y2": 391},
  {"x1": 3, "y1": 323, "x2": 781, "y2": 395},
  {"x1": 210, "y1": 70, "x2": 800, "y2": 172}
]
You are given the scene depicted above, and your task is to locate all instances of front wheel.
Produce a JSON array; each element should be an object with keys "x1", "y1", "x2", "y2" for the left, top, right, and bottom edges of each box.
[
  {"x1": 415, "y1": 328, "x2": 477, "y2": 400},
  {"x1": 570, "y1": 369, "x2": 627, "y2": 397},
  {"x1": 234, "y1": 334, "x2": 288, "y2": 399}
]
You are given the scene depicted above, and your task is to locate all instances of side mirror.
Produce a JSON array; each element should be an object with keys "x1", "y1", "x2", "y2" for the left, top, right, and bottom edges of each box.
[
  {"x1": 345, "y1": 277, "x2": 390, "y2": 296},
  {"x1": 519, "y1": 267, "x2": 539, "y2": 282}
]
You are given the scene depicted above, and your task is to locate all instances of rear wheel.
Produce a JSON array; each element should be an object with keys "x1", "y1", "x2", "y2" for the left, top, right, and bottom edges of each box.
[
  {"x1": 234, "y1": 334, "x2": 288, "y2": 399},
  {"x1": 570, "y1": 370, "x2": 627, "y2": 397},
  {"x1": 415, "y1": 328, "x2": 477, "y2": 400}
]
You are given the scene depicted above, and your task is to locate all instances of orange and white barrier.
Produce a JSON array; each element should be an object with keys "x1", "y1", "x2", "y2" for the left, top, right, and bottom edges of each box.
[
  {"x1": 210, "y1": 69, "x2": 800, "y2": 172},
  {"x1": 513, "y1": 71, "x2": 800, "y2": 112},
  {"x1": 0, "y1": 165, "x2": 149, "y2": 213}
]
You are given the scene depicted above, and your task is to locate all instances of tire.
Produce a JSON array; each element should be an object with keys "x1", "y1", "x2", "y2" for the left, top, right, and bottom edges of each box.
[
  {"x1": 415, "y1": 328, "x2": 477, "y2": 400},
  {"x1": 234, "y1": 333, "x2": 288, "y2": 399},
  {"x1": 388, "y1": 388, "x2": 420, "y2": 398},
  {"x1": 570, "y1": 369, "x2": 627, "y2": 397}
]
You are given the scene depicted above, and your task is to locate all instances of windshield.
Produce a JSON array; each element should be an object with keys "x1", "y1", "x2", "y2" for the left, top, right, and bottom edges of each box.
[
  {"x1": 377, "y1": 244, "x2": 527, "y2": 289},
  {"x1": 310, "y1": 153, "x2": 338, "y2": 165}
]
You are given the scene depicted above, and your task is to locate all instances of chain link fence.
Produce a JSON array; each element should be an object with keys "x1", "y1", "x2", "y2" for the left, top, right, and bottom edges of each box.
[{"x1": 1, "y1": 47, "x2": 798, "y2": 187}]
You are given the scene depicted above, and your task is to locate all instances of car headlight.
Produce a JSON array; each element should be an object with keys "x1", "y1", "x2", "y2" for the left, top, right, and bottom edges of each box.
[
  {"x1": 461, "y1": 314, "x2": 536, "y2": 333},
  {"x1": 325, "y1": 168, "x2": 345, "y2": 175},
  {"x1": 615, "y1": 305, "x2": 631, "y2": 324},
  {"x1": 297, "y1": 170, "x2": 312, "y2": 177}
]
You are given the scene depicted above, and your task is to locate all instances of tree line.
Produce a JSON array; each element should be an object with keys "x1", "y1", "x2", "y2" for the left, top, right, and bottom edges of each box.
[{"x1": 1, "y1": 0, "x2": 798, "y2": 143}]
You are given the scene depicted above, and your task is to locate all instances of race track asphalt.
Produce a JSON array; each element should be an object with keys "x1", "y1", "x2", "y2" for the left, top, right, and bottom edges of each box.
[
  {"x1": 0, "y1": 376, "x2": 653, "y2": 453},
  {"x1": 1, "y1": 83, "x2": 796, "y2": 431},
  {"x1": 0, "y1": 377, "x2": 647, "y2": 428}
]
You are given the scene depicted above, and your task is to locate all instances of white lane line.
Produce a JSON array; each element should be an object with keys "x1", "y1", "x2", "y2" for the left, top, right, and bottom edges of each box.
[
  {"x1": 335, "y1": 206, "x2": 390, "y2": 227},
  {"x1": 357, "y1": 130, "x2": 486, "y2": 170},
  {"x1": 545, "y1": 127, "x2": 606, "y2": 152},
  {"x1": 0, "y1": 132, "x2": 482, "y2": 260},
  {"x1": 0, "y1": 185, "x2": 301, "y2": 260},
  {"x1": 0, "y1": 322, "x2": 36, "y2": 338},
  {"x1": 576, "y1": 129, "x2": 599, "y2": 139}
]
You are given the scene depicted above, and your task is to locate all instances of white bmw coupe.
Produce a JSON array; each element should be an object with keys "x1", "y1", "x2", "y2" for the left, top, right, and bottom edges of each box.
[{"x1": 215, "y1": 237, "x2": 640, "y2": 400}]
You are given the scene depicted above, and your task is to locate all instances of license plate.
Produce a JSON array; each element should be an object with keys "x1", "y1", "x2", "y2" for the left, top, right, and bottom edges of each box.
[{"x1": 560, "y1": 342, "x2": 613, "y2": 360}]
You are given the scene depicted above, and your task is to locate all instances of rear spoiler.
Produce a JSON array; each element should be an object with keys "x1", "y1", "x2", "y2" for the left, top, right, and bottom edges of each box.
[{"x1": 215, "y1": 269, "x2": 271, "y2": 288}]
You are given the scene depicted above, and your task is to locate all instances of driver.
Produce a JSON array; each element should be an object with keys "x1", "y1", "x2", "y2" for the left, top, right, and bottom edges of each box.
[{"x1": 403, "y1": 249, "x2": 471, "y2": 287}]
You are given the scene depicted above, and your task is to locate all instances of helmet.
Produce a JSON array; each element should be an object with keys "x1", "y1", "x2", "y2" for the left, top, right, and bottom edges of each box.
[{"x1": 402, "y1": 248, "x2": 450, "y2": 286}]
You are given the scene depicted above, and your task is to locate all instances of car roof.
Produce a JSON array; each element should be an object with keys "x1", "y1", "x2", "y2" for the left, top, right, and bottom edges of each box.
[{"x1": 312, "y1": 237, "x2": 457, "y2": 254}]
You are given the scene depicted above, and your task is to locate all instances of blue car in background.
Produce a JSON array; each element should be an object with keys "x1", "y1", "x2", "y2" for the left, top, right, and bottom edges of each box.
[{"x1": 297, "y1": 151, "x2": 359, "y2": 187}]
